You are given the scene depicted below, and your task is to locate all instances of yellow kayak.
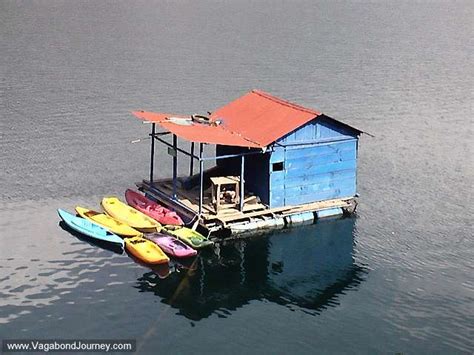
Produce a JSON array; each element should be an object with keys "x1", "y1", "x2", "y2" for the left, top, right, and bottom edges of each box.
[
  {"x1": 75, "y1": 206, "x2": 142, "y2": 238},
  {"x1": 124, "y1": 236, "x2": 169, "y2": 265},
  {"x1": 101, "y1": 197, "x2": 161, "y2": 232}
]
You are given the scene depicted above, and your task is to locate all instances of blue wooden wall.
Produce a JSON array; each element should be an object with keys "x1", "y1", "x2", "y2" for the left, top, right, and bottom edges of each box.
[
  {"x1": 269, "y1": 116, "x2": 358, "y2": 207},
  {"x1": 278, "y1": 115, "x2": 357, "y2": 145},
  {"x1": 216, "y1": 115, "x2": 359, "y2": 208},
  {"x1": 269, "y1": 140, "x2": 357, "y2": 207}
]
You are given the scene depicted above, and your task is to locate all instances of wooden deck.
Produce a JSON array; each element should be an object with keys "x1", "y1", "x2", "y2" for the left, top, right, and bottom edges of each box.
[
  {"x1": 139, "y1": 178, "x2": 268, "y2": 219},
  {"x1": 137, "y1": 178, "x2": 356, "y2": 238}
]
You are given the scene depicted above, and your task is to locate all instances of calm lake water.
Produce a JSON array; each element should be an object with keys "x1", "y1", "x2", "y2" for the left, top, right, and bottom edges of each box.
[{"x1": 1, "y1": 0, "x2": 472, "y2": 353}]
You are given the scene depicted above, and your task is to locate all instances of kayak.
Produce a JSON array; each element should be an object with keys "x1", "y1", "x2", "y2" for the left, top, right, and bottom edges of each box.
[
  {"x1": 124, "y1": 236, "x2": 169, "y2": 264},
  {"x1": 101, "y1": 197, "x2": 161, "y2": 232},
  {"x1": 125, "y1": 189, "x2": 183, "y2": 226},
  {"x1": 75, "y1": 206, "x2": 142, "y2": 238},
  {"x1": 58, "y1": 209, "x2": 124, "y2": 248},
  {"x1": 144, "y1": 232, "x2": 197, "y2": 258},
  {"x1": 164, "y1": 226, "x2": 214, "y2": 249}
]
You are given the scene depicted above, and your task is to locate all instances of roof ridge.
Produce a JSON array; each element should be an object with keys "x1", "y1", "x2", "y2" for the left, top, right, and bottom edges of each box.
[
  {"x1": 251, "y1": 89, "x2": 321, "y2": 116},
  {"x1": 219, "y1": 121, "x2": 264, "y2": 147}
]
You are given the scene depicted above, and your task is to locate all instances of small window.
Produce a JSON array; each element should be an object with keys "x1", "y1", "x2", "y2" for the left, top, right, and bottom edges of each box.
[{"x1": 272, "y1": 162, "x2": 284, "y2": 172}]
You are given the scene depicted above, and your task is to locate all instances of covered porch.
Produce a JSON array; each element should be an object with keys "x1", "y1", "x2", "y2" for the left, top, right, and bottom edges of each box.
[{"x1": 132, "y1": 90, "x2": 358, "y2": 237}]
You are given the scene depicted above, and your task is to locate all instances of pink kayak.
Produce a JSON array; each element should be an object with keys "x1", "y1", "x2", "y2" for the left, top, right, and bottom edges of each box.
[
  {"x1": 144, "y1": 233, "x2": 197, "y2": 258},
  {"x1": 125, "y1": 189, "x2": 184, "y2": 226}
]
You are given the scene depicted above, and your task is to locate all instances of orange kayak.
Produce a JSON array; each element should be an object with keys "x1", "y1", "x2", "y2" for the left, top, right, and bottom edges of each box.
[{"x1": 124, "y1": 236, "x2": 169, "y2": 265}]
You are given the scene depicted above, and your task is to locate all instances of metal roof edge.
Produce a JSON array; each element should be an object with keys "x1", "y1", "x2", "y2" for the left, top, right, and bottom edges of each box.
[
  {"x1": 318, "y1": 114, "x2": 373, "y2": 137},
  {"x1": 251, "y1": 89, "x2": 321, "y2": 116},
  {"x1": 248, "y1": 91, "x2": 372, "y2": 138}
]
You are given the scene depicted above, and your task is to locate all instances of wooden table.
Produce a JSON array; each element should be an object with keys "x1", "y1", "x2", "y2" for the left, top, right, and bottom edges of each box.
[{"x1": 210, "y1": 176, "x2": 240, "y2": 213}]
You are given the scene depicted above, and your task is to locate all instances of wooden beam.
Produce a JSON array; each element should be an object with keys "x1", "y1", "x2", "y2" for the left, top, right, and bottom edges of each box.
[
  {"x1": 200, "y1": 149, "x2": 265, "y2": 161},
  {"x1": 240, "y1": 155, "x2": 245, "y2": 211},
  {"x1": 154, "y1": 136, "x2": 199, "y2": 160},
  {"x1": 172, "y1": 134, "x2": 177, "y2": 199},
  {"x1": 189, "y1": 142, "x2": 195, "y2": 176},
  {"x1": 199, "y1": 143, "x2": 204, "y2": 215},
  {"x1": 149, "y1": 123, "x2": 156, "y2": 187}
]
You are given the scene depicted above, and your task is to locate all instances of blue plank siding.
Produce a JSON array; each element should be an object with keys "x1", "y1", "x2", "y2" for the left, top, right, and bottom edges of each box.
[
  {"x1": 279, "y1": 115, "x2": 356, "y2": 145},
  {"x1": 284, "y1": 140, "x2": 355, "y2": 160},
  {"x1": 285, "y1": 187, "x2": 353, "y2": 206},
  {"x1": 285, "y1": 168, "x2": 356, "y2": 188},
  {"x1": 218, "y1": 114, "x2": 359, "y2": 208},
  {"x1": 285, "y1": 154, "x2": 356, "y2": 173},
  {"x1": 270, "y1": 146, "x2": 285, "y2": 163},
  {"x1": 269, "y1": 145, "x2": 285, "y2": 206},
  {"x1": 285, "y1": 176, "x2": 356, "y2": 196},
  {"x1": 270, "y1": 189, "x2": 285, "y2": 207},
  {"x1": 271, "y1": 166, "x2": 356, "y2": 187},
  {"x1": 269, "y1": 138, "x2": 357, "y2": 207}
]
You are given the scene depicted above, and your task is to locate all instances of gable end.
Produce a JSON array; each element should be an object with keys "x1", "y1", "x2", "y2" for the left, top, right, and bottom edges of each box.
[{"x1": 276, "y1": 115, "x2": 361, "y2": 146}]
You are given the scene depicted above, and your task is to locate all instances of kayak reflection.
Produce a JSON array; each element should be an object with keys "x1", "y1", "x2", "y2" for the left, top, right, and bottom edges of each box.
[{"x1": 58, "y1": 221, "x2": 124, "y2": 255}]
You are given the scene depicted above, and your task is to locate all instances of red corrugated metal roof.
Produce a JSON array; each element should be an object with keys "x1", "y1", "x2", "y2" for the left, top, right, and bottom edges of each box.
[
  {"x1": 133, "y1": 90, "x2": 324, "y2": 148},
  {"x1": 133, "y1": 111, "x2": 261, "y2": 148},
  {"x1": 211, "y1": 90, "x2": 320, "y2": 147}
]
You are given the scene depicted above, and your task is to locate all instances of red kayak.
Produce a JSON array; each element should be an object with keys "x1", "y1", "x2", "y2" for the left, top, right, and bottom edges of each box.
[{"x1": 125, "y1": 189, "x2": 184, "y2": 226}]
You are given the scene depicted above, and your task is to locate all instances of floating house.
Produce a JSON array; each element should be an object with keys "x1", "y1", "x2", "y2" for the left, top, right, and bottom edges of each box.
[{"x1": 133, "y1": 90, "x2": 365, "y2": 237}]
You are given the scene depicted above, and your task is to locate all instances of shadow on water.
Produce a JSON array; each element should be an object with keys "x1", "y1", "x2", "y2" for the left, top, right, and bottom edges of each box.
[
  {"x1": 58, "y1": 221, "x2": 124, "y2": 255},
  {"x1": 134, "y1": 217, "x2": 368, "y2": 321},
  {"x1": 126, "y1": 251, "x2": 172, "y2": 279}
]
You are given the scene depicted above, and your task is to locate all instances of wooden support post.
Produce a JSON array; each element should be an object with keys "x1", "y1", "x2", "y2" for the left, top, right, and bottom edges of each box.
[
  {"x1": 199, "y1": 143, "x2": 204, "y2": 215},
  {"x1": 172, "y1": 134, "x2": 177, "y2": 200},
  {"x1": 240, "y1": 155, "x2": 245, "y2": 211},
  {"x1": 189, "y1": 142, "x2": 195, "y2": 176},
  {"x1": 149, "y1": 123, "x2": 156, "y2": 187}
]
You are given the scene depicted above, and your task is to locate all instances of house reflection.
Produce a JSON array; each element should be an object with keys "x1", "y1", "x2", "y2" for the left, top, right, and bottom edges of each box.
[{"x1": 135, "y1": 217, "x2": 367, "y2": 321}]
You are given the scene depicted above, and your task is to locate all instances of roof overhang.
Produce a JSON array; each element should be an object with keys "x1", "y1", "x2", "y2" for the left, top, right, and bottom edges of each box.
[
  {"x1": 133, "y1": 90, "x2": 369, "y2": 148},
  {"x1": 133, "y1": 111, "x2": 263, "y2": 148}
]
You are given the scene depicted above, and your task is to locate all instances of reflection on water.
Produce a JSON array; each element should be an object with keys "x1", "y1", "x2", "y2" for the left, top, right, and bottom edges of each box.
[
  {"x1": 135, "y1": 218, "x2": 367, "y2": 320},
  {"x1": 127, "y1": 252, "x2": 172, "y2": 279},
  {"x1": 58, "y1": 221, "x2": 124, "y2": 255},
  {"x1": 0, "y1": 214, "x2": 132, "y2": 326},
  {"x1": 1, "y1": 0, "x2": 472, "y2": 350}
]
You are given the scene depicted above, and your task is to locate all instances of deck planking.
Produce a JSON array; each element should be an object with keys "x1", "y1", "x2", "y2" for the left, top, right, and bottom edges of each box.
[{"x1": 139, "y1": 179, "x2": 354, "y2": 233}]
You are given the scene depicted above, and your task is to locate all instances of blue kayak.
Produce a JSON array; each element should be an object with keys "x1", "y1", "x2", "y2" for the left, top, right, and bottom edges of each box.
[{"x1": 57, "y1": 209, "x2": 124, "y2": 248}]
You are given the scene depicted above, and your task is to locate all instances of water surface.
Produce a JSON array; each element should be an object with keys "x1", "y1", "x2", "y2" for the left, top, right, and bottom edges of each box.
[{"x1": 1, "y1": 1, "x2": 472, "y2": 353}]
